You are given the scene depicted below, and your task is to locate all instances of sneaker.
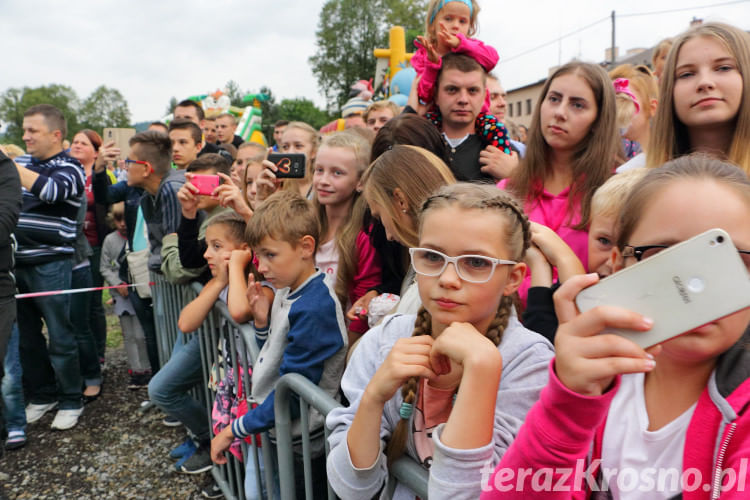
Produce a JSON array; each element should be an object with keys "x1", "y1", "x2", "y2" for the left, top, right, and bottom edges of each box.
[
  {"x1": 163, "y1": 415, "x2": 181, "y2": 427},
  {"x1": 169, "y1": 437, "x2": 198, "y2": 460},
  {"x1": 174, "y1": 444, "x2": 197, "y2": 470},
  {"x1": 5, "y1": 430, "x2": 27, "y2": 450},
  {"x1": 25, "y1": 402, "x2": 58, "y2": 423},
  {"x1": 177, "y1": 445, "x2": 213, "y2": 474},
  {"x1": 50, "y1": 408, "x2": 84, "y2": 431},
  {"x1": 200, "y1": 479, "x2": 224, "y2": 498},
  {"x1": 128, "y1": 372, "x2": 151, "y2": 390}
]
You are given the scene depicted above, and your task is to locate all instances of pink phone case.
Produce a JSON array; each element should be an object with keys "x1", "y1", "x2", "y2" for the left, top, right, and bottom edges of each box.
[{"x1": 191, "y1": 174, "x2": 220, "y2": 195}]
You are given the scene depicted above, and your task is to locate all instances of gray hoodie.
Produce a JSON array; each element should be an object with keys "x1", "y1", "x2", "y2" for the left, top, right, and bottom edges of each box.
[{"x1": 326, "y1": 313, "x2": 554, "y2": 500}]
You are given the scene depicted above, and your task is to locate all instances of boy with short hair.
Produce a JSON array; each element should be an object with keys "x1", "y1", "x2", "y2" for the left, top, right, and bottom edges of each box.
[
  {"x1": 168, "y1": 119, "x2": 203, "y2": 170},
  {"x1": 587, "y1": 168, "x2": 648, "y2": 278},
  {"x1": 210, "y1": 190, "x2": 348, "y2": 497}
]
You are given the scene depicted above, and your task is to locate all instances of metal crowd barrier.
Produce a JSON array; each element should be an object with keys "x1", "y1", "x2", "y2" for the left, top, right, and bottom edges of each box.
[
  {"x1": 150, "y1": 273, "x2": 429, "y2": 499},
  {"x1": 274, "y1": 373, "x2": 429, "y2": 500}
]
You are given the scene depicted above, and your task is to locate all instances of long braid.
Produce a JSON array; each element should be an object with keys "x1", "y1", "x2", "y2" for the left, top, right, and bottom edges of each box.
[{"x1": 385, "y1": 307, "x2": 431, "y2": 465}]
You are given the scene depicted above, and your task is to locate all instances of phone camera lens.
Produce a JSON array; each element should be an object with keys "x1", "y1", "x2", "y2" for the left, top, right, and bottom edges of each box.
[{"x1": 717, "y1": 235, "x2": 725, "y2": 243}]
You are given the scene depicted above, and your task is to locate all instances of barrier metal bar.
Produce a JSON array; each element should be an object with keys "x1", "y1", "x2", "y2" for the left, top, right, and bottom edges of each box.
[
  {"x1": 275, "y1": 373, "x2": 430, "y2": 500},
  {"x1": 186, "y1": 282, "x2": 277, "y2": 500},
  {"x1": 154, "y1": 278, "x2": 429, "y2": 499}
]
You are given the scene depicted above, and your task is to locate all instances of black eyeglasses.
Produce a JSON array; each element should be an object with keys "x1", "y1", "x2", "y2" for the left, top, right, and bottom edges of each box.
[{"x1": 623, "y1": 244, "x2": 750, "y2": 269}]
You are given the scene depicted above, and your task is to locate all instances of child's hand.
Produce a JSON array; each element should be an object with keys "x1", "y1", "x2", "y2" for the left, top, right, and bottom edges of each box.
[
  {"x1": 247, "y1": 273, "x2": 271, "y2": 329},
  {"x1": 479, "y1": 146, "x2": 518, "y2": 181},
  {"x1": 416, "y1": 35, "x2": 440, "y2": 64},
  {"x1": 437, "y1": 23, "x2": 460, "y2": 50},
  {"x1": 525, "y1": 244, "x2": 553, "y2": 288},
  {"x1": 229, "y1": 249, "x2": 253, "y2": 270},
  {"x1": 214, "y1": 258, "x2": 230, "y2": 286},
  {"x1": 364, "y1": 336, "x2": 438, "y2": 406},
  {"x1": 214, "y1": 173, "x2": 253, "y2": 221},
  {"x1": 407, "y1": 74, "x2": 430, "y2": 117},
  {"x1": 116, "y1": 282, "x2": 130, "y2": 298},
  {"x1": 255, "y1": 160, "x2": 280, "y2": 204},
  {"x1": 177, "y1": 174, "x2": 200, "y2": 219},
  {"x1": 553, "y1": 274, "x2": 659, "y2": 397},
  {"x1": 529, "y1": 222, "x2": 585, "y2": 282},
  {"x1": 346, "y1": 290, "x2": 378, "y2": 321},
  {"x1": 210, "y1": 425, "x2": 235, "y2": 465},
  {"x1": 429, "y1": 322, "x2": 502, "y2": 391}
]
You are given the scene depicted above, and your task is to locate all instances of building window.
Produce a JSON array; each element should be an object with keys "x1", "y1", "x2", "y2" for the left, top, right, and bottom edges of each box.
[
  {"x1": 516, "y1": 102, "x2": 522, "y2": 116},
  {"x1": 509, "y1": 102, "x2": 514, "y2": 117},
  {"x1": 526, "y1": 99, "x2": 532, "y2": 115}
]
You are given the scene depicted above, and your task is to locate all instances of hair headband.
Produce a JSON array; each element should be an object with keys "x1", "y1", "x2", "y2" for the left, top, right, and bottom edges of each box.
[
  {"x1": 613, "y1": 78, "x2": 640, "y2": 114},
  {"x1": 430, "y1": 0, "x2": 473, "y2": 25}
]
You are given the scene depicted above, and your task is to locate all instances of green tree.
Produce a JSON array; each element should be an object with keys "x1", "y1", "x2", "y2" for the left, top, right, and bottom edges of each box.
[
  {"x1": 309, "y1": 0, "x2": 426, "y2": 110},
  {"x1": 225, "y1": 80, "x2": 246, "y2": 108},
  {"x1": 78, "y1": 85, "x2": 131, "y2": 132},
  {"x1": 0, "y1": 84, "x2": 79, "y2": 146},
  {"x1": 258, "y1": 86, "x2": 280, "y2": 141},
  {"x1": 165, "y1": 96, "x2": 178, "y2": 117},
  {"x1": 277, "y1": 98, "x2": 335, "y2": 130}
]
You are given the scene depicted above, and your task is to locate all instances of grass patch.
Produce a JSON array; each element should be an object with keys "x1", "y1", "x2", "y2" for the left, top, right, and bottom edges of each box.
[{"x1": 102, "y1": 288, "x2": 123, "y2": 349}]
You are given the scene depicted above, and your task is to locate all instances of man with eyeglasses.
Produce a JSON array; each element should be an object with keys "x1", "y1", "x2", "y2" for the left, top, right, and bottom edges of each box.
[{"x1": 13, "y1": 104, "x2": 86, "y2": 431}]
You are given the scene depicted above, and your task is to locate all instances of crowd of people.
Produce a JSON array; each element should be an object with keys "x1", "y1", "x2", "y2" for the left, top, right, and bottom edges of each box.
[{"x1": 1, "y1": 0, "x2": 750, "y2": 498}]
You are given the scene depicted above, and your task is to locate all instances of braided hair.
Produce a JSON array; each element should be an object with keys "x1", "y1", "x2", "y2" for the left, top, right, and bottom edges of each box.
[{"x1": 385, "y1": 183, "x2": 531, "y2": 465}]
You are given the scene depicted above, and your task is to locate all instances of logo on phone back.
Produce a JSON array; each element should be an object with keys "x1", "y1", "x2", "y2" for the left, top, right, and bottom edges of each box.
[{"x1": 672, "y1": 276, "x2": 691, "y2": 304}]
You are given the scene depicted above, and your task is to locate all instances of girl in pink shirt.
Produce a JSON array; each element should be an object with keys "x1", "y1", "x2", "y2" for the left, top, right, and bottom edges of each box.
[{"x1": 499, "y1": 61, "x2": 621, "y2": 298}]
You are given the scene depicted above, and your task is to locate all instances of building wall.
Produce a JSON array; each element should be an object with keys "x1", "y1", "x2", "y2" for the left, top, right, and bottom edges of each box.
[{"x1": 506, "y1": 80, "x2": 545, "y2": 129}]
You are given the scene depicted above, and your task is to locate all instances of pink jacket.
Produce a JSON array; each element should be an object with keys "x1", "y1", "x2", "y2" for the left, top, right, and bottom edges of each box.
[
  {"x1": 348, "y1": 229, "x2": 382, "y2": 334},
  {"x1": 481, "y1": 333, "x2": 750, "y2": 499},
  {"x1": 412, "y1": 33, "x2": 499, "y2": 112},
  {"x1": 497, "y1": 179, "x2": 589, "y2": 301}
]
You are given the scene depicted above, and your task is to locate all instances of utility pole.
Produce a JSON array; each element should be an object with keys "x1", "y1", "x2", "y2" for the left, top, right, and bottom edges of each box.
[{"x1": 611, "y1": 10, "x2": 616, "y2": 66}]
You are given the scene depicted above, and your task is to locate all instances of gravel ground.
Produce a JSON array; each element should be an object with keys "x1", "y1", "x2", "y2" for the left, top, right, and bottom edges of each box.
[{"x1": 0, "y1": 311, "x2": 213, "y2": 499}]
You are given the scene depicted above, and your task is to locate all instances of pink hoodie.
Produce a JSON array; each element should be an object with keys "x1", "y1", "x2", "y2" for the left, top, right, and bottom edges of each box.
[
  {"x1": 412, "y1": 33, "x2": 499, "y2": 113},
  {"x1": 481, "y1": 335, "x2": 750, "y2": 500},
  {"x1": 497, "y1": 179, "x2": 589, "y2": 301}
]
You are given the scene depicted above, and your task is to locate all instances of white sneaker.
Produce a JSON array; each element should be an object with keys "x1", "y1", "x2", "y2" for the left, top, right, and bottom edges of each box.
[
  {"x1": 50, "y1": 408, "x2": 84, "y2": 431},
  {"x1": 25, "y1": 402, "x2": 58, "y2": 423}
]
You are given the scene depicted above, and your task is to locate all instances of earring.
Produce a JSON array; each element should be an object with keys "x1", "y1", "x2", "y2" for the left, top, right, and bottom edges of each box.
[{"x1": 402, "y1": 209, "x2": 407, "y2": 213}]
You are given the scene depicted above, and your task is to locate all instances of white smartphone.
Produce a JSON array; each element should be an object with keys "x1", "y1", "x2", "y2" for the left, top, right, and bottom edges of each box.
[{"x1": 575, "y1": 228, "x2": 750, "y2": 348}]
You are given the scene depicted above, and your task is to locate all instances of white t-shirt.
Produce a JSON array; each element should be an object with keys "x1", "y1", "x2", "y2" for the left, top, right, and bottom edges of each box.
[
  {"x1": 316, "y1": 239, "x2": 339, "y2": 285},
  {"x1": 601, "y1": 372, "x2": 697, "y2": 500},
  {"x1": 616, "y1": 152, "x2": 646, "y2": 173}
]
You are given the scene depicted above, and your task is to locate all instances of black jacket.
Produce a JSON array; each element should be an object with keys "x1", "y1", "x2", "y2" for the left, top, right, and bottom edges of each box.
[{"x1": 0, "y1": 152, "x2": 22, "y2": 298}]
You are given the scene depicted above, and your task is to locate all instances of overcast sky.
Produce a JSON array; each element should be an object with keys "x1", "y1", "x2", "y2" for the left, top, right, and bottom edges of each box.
[{"x1": 2, "y1": 0, "x2": 749, "y2": 124}]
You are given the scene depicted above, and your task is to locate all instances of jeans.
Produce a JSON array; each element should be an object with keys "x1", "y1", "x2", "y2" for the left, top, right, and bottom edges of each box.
[
  {"x1": 2, "y1": 324, "x2": 25, "y2": 433},
  {"x1": 244, "y1": 444, "x2": 280, "y2": 500},
  {"x1": 130, "y1": 292, "x2": 158, "y2": 374},
  {"x1": 71, "y1": 264, "x2": 102, "y2": 386},
  {"x1": 17, "y1": 259, "x2": 83, "y2": 410},
  {"x1": 0, "y1": 296, "x2": 16, "y2": 435},
  {"x1": 89, "y1": 246, "x2": 107, "y2": 359},
  {"x1": 147, "y1": 334, "x2": 208, "y2": 442}
]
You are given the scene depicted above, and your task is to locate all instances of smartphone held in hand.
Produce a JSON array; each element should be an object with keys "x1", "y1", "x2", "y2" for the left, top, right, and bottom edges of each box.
[
  {"x1": 575, "y1": 228, "x2": 750, "y2": 348},
  {"x1": 191, "y1": 174, "x2": 221, "y2": 196},
  {"x1": 268, "y1": 153, "x2": 306, "y2": 179}
]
